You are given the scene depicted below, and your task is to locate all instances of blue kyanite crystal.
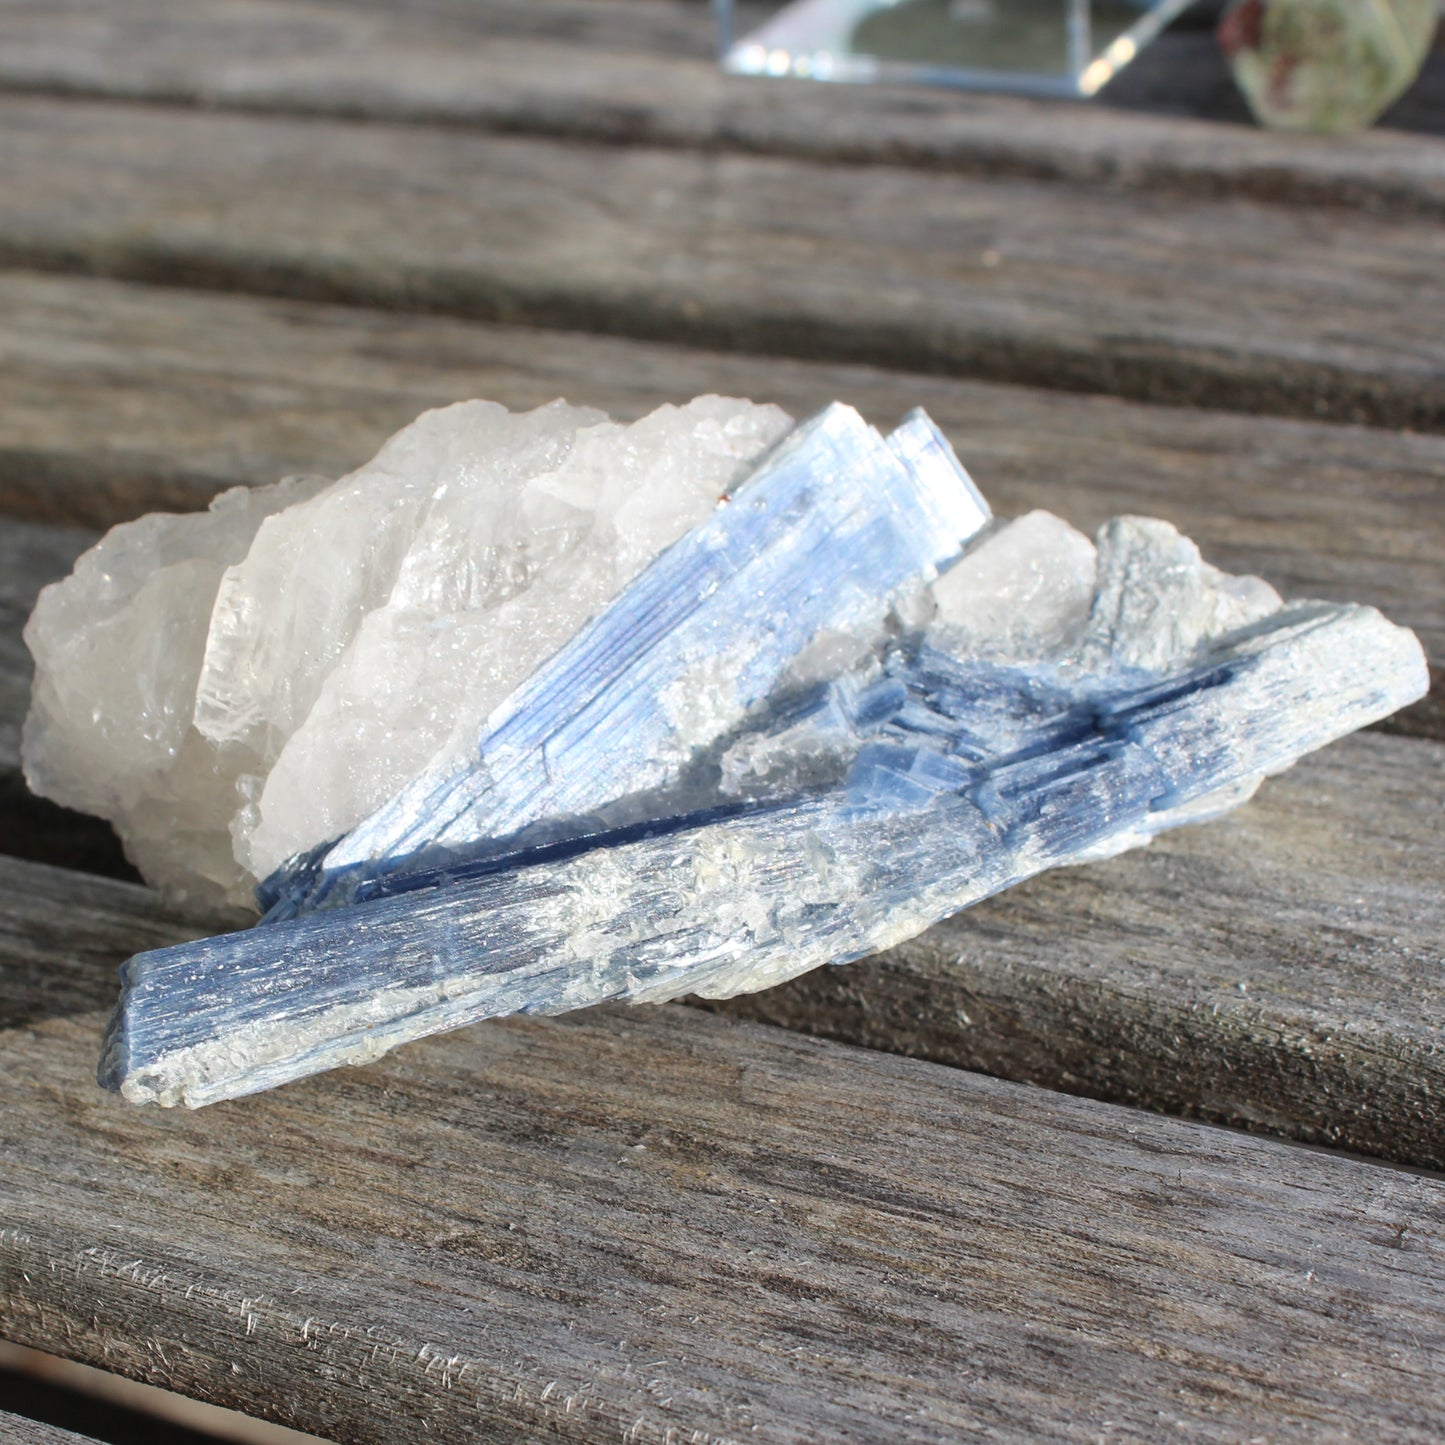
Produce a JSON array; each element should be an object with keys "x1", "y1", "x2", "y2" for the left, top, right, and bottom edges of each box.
[
  {"x1": 259, "y1": 404, "x2": 989, "y2": 920},
  {"x1": 95, "y1": 408, "x2": 1429, "y2": 1107}
]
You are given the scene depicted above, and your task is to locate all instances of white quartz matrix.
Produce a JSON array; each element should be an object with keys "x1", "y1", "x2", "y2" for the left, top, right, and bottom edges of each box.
[{"x1": 23, "y1": 397, "x2": 794, "y2": 907}]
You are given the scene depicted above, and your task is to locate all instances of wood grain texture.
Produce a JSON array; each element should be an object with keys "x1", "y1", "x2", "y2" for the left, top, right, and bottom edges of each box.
[
  {"x1": 1, "y1": 853, "x2": 1443, "y2": 1442},
  {"x1": 1, "y1": 1, "x2": 1443, "y2": 216},
  {"x1": 2, "y1": 272, "x2": 1441, "y2": 696},
  {"x1": 0, "y1": 1412, "x2": 100, "y2": 1445},
  {"x1": 3, "y1": 98, "x2": 1443, "y2": 430}
]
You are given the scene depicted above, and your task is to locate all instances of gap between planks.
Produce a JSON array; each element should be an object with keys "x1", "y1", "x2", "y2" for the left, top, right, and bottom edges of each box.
[
  {"x1": 0, "y1": 1339, "x2": 333, "y2": 1444},
  {"x1": 1, "y1": 96, "x2": 1443, "y2": 431},
  {"x1": 1, "y1": 850, "x2": 1443, "y2": 1441},
  {"x1": 0, "y1": 0, "x2": 1443, "y2": 217}
]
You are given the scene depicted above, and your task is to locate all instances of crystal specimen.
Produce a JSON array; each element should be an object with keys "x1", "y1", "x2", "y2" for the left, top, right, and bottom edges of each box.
[
  {"x1": 1219, "y1": 0, "x2": 1438, "y2": 134},
  {"x1": 21, "y1": 392, "x2": 1425, "y2": 1107},
  {"x1": 23, "y1": 398, "x2": 795, "y2": 907},
  {"x1": 718, "y1": 0, "x2": 1197, "y2": 99},
  {"x1": 86, "y1": 430, "x2": 1426, "y2": 1104}
]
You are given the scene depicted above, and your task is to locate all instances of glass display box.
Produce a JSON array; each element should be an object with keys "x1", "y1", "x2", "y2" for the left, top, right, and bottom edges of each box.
[{"x1": 714, "y1": 0, "x2": 1197, "y2": 98}]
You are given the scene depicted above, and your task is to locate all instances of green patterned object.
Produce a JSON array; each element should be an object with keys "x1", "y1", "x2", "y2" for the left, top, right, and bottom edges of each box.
[{"x1": 1219, "y1": 0, "x2": 1438, "y2": 133}]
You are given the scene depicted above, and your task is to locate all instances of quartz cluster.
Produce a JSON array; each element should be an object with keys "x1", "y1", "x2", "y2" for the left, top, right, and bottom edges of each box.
[{"x1": 24, "y1": 397, "x2": 1426, "y2": 1107}]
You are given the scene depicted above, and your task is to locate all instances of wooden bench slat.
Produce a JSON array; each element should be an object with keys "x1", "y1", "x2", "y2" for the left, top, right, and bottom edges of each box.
[
  {"x1": 2, "y1": 271, "x2": 1441, "y2": 714},
  {"x1": 0, "y1": 1411, "x2": 101, "y2": 1445},
  {"x1": 2, "y1": 0, "x2": 1443, "y2": 216},
  {"x1": 2, "y1": 98, "x2": 1442, "y2": 430},
  {"x1": 1, "y1": 853, "x2": 1442, "y2": 1441}
]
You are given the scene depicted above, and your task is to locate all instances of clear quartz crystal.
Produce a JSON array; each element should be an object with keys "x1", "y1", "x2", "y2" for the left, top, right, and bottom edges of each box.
[
  {"x1": 21, "y1": 475, "x2": 327, "y2": 902},
  {"x1": 266, "y1": 404, "x2": 989, "y2": 920},
  {"x1": 930, "y1": 509, "x2": 1098, "y2": 662}
]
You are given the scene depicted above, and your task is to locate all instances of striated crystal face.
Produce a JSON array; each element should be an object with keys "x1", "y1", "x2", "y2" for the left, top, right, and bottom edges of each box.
[
  {"x1": 23, "y1": 397, "x2": 794, "y2": 906},
  {"x1": 260, "y1": 404, "x2": 991, "y2": 920}
]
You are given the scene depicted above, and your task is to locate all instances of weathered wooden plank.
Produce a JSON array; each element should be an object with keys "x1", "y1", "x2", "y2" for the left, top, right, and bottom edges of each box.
[
  {"x1": 2, "y1": 1, "x2": 1442, "y2": 216},
  {"x1": 2, "y1": 273, "x2": 1442, "y2": 693},
  {"x1": 3, "y1": 99, "x2": 1442, "y2": 430},
  {"x1": 0, "y1": 1412, "x2": 100, "y2": 1445},
  {"x1": 1, "y1": 852, "x2": 1443, "y2": 1442}
]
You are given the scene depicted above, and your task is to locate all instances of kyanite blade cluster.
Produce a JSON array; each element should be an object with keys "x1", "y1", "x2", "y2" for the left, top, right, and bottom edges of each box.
[
  {"x1": 261, "y1": 405, "x2": 989, "y2": 919},
  {"x1": 48, "y1": 399, "x2": 1426, "y2": 1108},
  {"x1": 99, "y1": 595, "x2": 1425, "y2": 1109}
]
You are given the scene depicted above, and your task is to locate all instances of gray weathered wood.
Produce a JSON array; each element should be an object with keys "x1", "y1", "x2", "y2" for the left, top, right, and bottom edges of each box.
[
  {"x1": 1, "y1": 852, "x2": 1443, "y2": 1442},
  {"x1": 0, "y1": 1412, "x2": 100, "y2": 1445},
  {"x1": 3, "y1": 98, "x2": 1442, "y2": 430},
  {"x1": 2, "y1": 272, "x2": 1441, "y2": 710},
  {"x1": 2, "y1": 1, "x2": 1443, "y2": 216}
]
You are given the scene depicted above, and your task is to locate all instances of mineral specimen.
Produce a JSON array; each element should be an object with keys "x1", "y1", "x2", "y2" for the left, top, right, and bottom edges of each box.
[
  {"x1": 24, "y1": 397, "x2": 1427, "y2": 1107},
  {"x1": 1219, "y1": 0, "x2": 1438, "y2": 133}
]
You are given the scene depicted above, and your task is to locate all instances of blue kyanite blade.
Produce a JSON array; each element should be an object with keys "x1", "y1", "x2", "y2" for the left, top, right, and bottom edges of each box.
[
  {"x1": 100, "y1": 599, "x2": 1426, "y2": 1108},
  {"x1": 258, "y1": 404, "x2": 990, "y2": 919}
]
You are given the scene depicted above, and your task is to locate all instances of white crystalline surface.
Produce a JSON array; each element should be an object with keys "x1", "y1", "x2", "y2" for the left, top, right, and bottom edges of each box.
[
  {"x1": 23, "y1": 397, "x2": 794, "y2": 907},
  {"x1": 930, "y1": 509, "x2": 1099, "y2": 662}
]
